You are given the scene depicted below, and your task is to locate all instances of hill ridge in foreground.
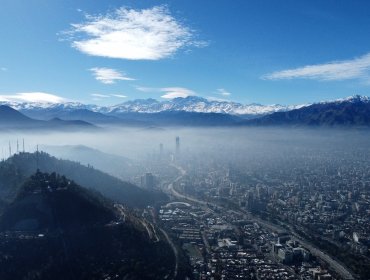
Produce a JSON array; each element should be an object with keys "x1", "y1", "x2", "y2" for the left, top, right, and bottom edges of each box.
[
  {"x1": 0, "y1": 170, "x2": 116, "y2": 231},
  {"x1": 0, "y1": 171, "x2": 175, "y2": 280},
  {"x1": 0, "y1": 152, "x2": 168, "y2": 209}
]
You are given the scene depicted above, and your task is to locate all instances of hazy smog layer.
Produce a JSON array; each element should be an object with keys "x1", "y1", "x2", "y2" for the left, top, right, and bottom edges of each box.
[
  {"x1": 1, "y1": 127, "x2": 370, "y2": 279},
  {"x1": 2, "y1": 127, "x2": 369, "y2": 162}
]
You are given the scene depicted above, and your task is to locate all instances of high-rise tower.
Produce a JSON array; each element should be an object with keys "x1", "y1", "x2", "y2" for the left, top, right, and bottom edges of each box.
[
  {"x1": 141, "y1": 173, "x2": 155, "y2": 189},
  {"x1": 159, "y1": 143, "x2": 164, "y2": 157},
  {"x1": 175, "y1": 136, "x2": 180, "y2": 156}
]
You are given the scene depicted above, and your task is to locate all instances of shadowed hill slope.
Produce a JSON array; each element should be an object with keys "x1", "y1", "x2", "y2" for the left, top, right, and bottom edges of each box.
[
  {"x1": 0, "y1": 171, "x2": 115, "y2": 231},
  {"x1": 0, "y1": 171, "x2": 175, "y2": 280},
  {"x1": 0, "y1": 152, "x2": 168, "y2": 209}
]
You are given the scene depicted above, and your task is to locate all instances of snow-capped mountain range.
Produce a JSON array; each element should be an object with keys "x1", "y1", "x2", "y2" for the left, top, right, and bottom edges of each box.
[
  {"x1": 0, "y1": 95, "x2": 369, "y2": 127},
  {"x1": 250, "y1": 95, "x2": 370, "y2": 126},
  {"x1": 104, "y1": 96, "x2": 307, "y2": 115},
  {"x1": 0, "y1": 96, "x2": 307, "y2": 116}
]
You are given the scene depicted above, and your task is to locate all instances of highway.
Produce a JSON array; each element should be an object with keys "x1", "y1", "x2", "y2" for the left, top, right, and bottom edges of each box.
[{"x1": 159, "y1": 228, "x2": 179, "y2": 280}]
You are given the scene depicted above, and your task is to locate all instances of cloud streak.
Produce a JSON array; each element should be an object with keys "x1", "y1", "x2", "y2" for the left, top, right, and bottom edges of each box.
[
  {"x1": 111, "y1": 94, "x2": 127, "y2": 98},
  {"x1": 90, "y1": 67, "x2": 135, "y2": 84},
  {"x1": 134, "y1": 86, "x2": 158, "y2": 93},
  {"x1": 0, "y1": 92, "x2": 66, "y2": 103},
  {"x1": 66, "y1": 6, "x2": 205, "y2": 60},
  {"x1": 91, "y1": 93, "x2": 110, "y2": 98},
  {"x1": 135, "y1": 85, "x2": 196, "y2": 99},
  {"x1": 263, "y1": 53, "x2": 370, "y2": 81},
  {"x1": 160, "y1": 87, "x2": 195, "y2": 99},
  {"x1": 217, "y1": 88, "x2": 231, "y2": 97},
  {"x1": 91, "y1": 93, "x2": 128, "y2": 100}
]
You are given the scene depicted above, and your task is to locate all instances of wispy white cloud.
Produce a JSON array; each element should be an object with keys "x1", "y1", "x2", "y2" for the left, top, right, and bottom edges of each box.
[
  {"x1": 90, "y1": 67, "x2": 135, "y2": 84},
  {"x1": 135, "y1": 85, "x2": 196, "y2": 99},
  {"x1": 0, "y1": 67, "x2": 7, "y2": 72},
  {"x1": 0, "y1": 92, "x2": 66, "y2": 103},
  {"x1": 134, "y1": 86, "x2": 159, "y2": 93},
  {"x1": 160, "y1": 87, "x2": 195, "y2": 99},
  {"x1": 206, "y1": 96, "x2": 229, "y2": 102},
  {"x1": 91, "y1": 93, "x2": 110, "y2": 98},
  {"x1": 263, "y1": 53, "x2": 370, "y2": 81},
  {"x1": 111, "y1": 94, "x2": 127, "y2": 98},
  {"x1": 91, "y1": 93, "x2": 127, "y2": 101},
  {"x1": 65, "y1": 6, "x2": 206, "y2": 60},
  {"x1": 216, "y1": 88, "x2": 231, "y2": 97}
]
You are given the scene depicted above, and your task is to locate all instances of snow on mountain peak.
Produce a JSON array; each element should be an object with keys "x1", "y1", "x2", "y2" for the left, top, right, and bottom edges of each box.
[
  {"x1": 101, "y1": 96, "x2": 305, "y2": 115},
  {"x1": 341, "y1": 95, "x2": 370, "y2": 103},
  {"x1": 0, "y1": 96, "x2": 310, "y2": 116},
  {"x1": 320, "y1": 95, "x2": 370, "y2": 105}
]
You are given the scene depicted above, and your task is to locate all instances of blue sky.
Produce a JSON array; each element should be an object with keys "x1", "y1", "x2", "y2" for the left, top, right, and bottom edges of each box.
[{"x1": 1, "y1": 0, "x2": 370, "y2": 105}]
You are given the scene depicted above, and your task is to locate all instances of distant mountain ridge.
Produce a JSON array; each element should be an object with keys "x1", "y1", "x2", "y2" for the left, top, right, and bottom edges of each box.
[
  {"x1": 0, "y1": 105, "x2": 34, "y2": 123},
  {"x1": 2, "y1": 95, "x2": 370, "y2": 127},
  {"x1": 1, "y1": 96, "x2": 305, "y2": 117},
  {"x1": 248, "y1": 95, "x2": 370, "y2": 126},
  {"x1": 320, "y1": 95, "x2": 370, "y2": 105},
  {"x1": 40, "y1": 144, "x2": 139, "y2": 180},
  {"x1": 0, "y1": 105, "x2": 96, "y2": 130},
  {"x1": 103, "y1": 96, "x2": 305, "y2": 115}
]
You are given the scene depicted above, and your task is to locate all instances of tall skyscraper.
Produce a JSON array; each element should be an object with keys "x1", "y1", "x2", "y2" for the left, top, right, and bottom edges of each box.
[
  {"x1": 159, "y1": 143, "x2": 164, "y2": 157},
  {"x1": 176, "y1": 136, "x2": 180, "y2": 156},
  {"x1": 141, "y1": 173, "x2": 155, "y2": 189}
]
